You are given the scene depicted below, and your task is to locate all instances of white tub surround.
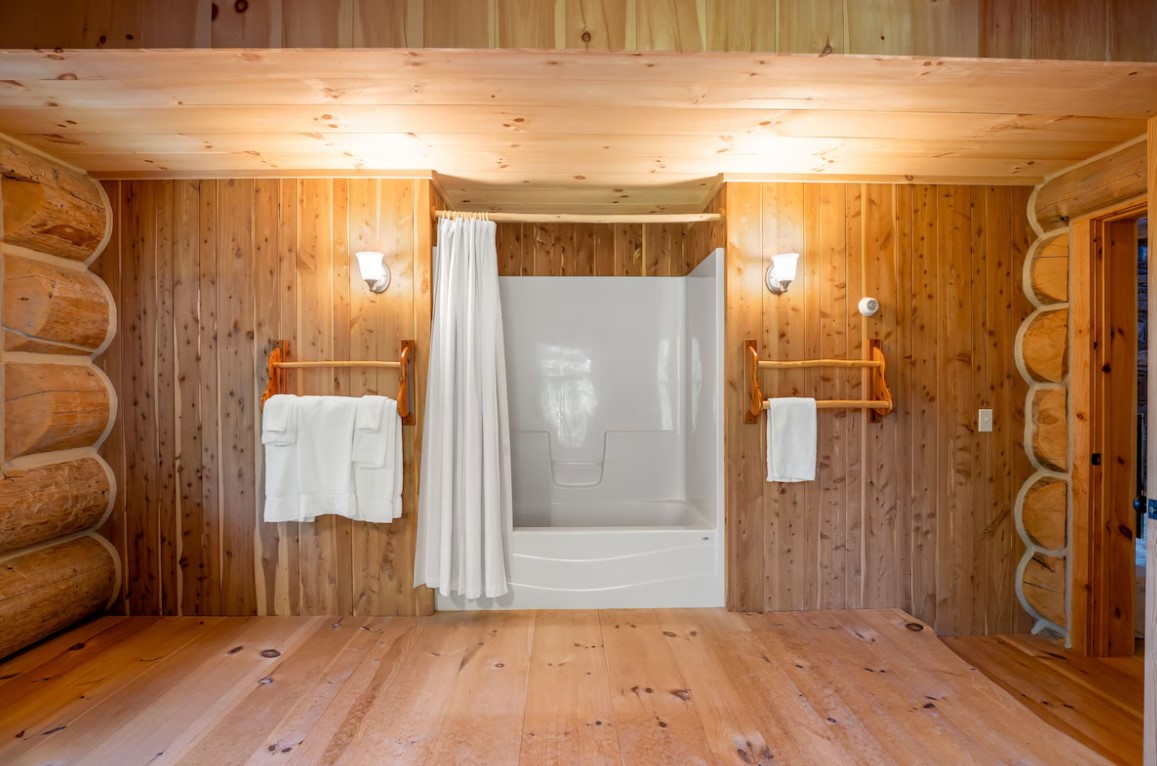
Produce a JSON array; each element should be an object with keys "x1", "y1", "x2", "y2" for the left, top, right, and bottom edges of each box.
[{"x1": 438, "y1": 249, "x2": 724, "y2": 610}]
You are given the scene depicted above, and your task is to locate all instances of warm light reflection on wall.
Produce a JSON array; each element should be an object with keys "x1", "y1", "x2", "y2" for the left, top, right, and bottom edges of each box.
[{"x1": 537, "y1": 342, "x2": 597, "y2": 449}]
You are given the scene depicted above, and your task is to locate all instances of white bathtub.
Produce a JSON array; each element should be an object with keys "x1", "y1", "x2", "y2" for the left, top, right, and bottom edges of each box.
[
  {"x1": 437, "y1": 500, "x2": 723, "y2": 610},
  {"x1": 516, "y1": 499, "x2": 712, "y2": 529}
]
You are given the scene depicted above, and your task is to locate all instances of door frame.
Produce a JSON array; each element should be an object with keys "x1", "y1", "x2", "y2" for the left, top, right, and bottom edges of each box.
[
  {"x1": 1145, "y1": 117, "x2": 1155, "y2": 766},
  {"x1": 1070, "y1": 199, "x2": 1147, "y2": 658}
]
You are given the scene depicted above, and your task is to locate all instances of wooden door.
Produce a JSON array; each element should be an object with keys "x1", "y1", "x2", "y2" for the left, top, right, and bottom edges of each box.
[{"x1": 1073, "y1": 211, "x2": 1142, "y2": 658}]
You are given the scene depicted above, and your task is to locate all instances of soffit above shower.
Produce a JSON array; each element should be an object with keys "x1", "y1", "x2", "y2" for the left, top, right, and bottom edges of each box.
[{"x1": 0, "y1": 48, "x2": 1153, "y2": 214}]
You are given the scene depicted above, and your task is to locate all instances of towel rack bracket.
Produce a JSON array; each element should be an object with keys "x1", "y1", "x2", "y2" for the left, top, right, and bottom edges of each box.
[
  {"x1": 397, "y1": 340, "x2": 415, "y2": 426},
  {"x1": 261, "y1": 339, "x2": 416, "y2": 426},
  {"x1": 744, "y1": 339, "x2": 895, "y2": 423},
  {"x1": 744, "y1": 340, "x2": 762, "y2": 424}
]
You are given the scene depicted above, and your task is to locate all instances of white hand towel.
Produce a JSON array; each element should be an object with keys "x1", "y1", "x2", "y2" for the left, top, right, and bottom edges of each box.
[
  {"x1": 355, "y1": 396, "x2": 385, "y2": 431},
  {"x1": 263, "y1": 396, "x2": 300, "y2": 521},
  {"x1": 354, "y1": 398, "x2": 403, "y2": 522},
  {"x1": 766, "y1": 397, "x2": 817, "y2": 482},
  {"x1": 353, "y1": 395, "x2": 389, "y2": 467},
  {"x1": 261, "y1": 394, "x2": 297, "y2": 446}
]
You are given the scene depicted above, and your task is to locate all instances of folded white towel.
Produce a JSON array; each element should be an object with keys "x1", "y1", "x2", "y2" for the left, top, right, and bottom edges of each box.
[
  {"x1": 263, "y1": 395, "x2": 359, "y2": 522},
  {"x1": 355, "y1": 395, "x2": 385, "y2": 431},
  {"x1": 766, "y1": 397, "x2": 817, "y2": 482},
  {"x1": 261, "y1": 395, "x2": 296, "y2": 446},
  {"x1": 263, "y1": 394, "x2": 405, "y2": 525},
  {"x1": 353, "y1": 396, "x2": 389, "y2": 467},
  {"x1": 354, "y1": 398, "x2": 403, "y2": 522},
  {"x1": 263, "y1": 396, "x2": 300, "y2": 522}
]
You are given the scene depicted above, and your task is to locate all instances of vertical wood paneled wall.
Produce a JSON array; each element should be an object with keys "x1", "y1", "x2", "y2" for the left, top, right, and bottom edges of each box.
[
  {"x1": 93, "y1": 177, "x2": 435, "y2": 617},
  {"x1": 1, "y1": 0, "x2": 1153, "y2": 61},
  {"x1": 725, "y1": 181, "x2": 1037, "y2": 636},
  {"x1": 494, "y1": 198, "x2": 724, "y2": 277}
]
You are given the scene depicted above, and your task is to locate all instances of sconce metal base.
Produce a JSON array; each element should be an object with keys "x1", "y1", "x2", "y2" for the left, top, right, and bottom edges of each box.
[
  {"x1": 365, "y1": 268, "x2": 391, "y2": 294},
  {"x1": 766, "y1": 266, "x2": 790, "y2": 294}
]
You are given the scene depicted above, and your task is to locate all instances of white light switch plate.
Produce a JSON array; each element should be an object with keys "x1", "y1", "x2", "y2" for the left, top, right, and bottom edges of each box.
[{"x1": 978, "y1": 408, "x2": 993, "y2": 433}]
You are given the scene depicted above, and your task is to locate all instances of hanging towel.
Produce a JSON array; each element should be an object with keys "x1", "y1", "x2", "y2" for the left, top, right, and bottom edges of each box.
[
  {"x1": 353, "y1": 395, "x2": 388, "y2": 467},
  {"x1": 261, "y1": 394, "x2": 297, "y2": 446},
  {"x1": 263, "y1": 395, "x2": 359, "y2": 522},
  {"x1": 766, "y1": 397, "x2": 817, "y2": 483},
  {"x1": 263, "y1": 394, "x2": 301, "y2": 521},
  {"x1": 297, "y1": 396, "x2": 359, "y2": 520},
  {"x1": 353, "y1": 396, "x2": 404, "y2": 522}
]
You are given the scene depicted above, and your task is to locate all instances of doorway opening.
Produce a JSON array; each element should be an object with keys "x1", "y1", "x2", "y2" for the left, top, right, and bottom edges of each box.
[
  {"x1": 1137, "y1": 216, "x2": 1148, "y2": 641},
  {"x1": 1072, "y1": 201, "x2": 1147, "y2": 657}
]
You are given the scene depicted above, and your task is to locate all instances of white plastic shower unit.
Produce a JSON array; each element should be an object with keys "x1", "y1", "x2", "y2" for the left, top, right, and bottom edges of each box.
[{"x1": 438, "y1": 248, "x2": 724, "y2": 610}]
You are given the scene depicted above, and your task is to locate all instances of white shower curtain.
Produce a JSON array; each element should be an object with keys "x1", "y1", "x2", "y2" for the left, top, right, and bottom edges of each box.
[{"x1": 414, "y1": 217, "x2": 513, "y2": 599}]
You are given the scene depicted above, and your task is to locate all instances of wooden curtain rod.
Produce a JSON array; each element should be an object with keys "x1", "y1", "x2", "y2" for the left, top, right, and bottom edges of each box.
[
  {"x1": 260, "y1": 340, "x2": 415, "y2": 425},
  {"x1": 273, "y1": 360, "x2": 401, "y2": 369},
  {"x1": 744, "y1": 339, "x2": 895, "y2": 424},
  {"x1": 435, "y1": 211, "x2": 722, "y2": 224},
  {"x1": 758, "y1": 358, "x2": 883, "y2": 370}
]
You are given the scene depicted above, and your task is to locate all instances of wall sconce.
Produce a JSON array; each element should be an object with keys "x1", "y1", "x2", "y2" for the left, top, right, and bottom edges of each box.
[
  {"x1": 766, "y1": 252, "x2": 799, "y2": 294},
  {"x1": 356, "y1": 251, "x2": 390, "y2": 294}
]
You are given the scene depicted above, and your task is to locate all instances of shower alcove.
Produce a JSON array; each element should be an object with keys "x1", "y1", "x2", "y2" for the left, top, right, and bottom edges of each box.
[{"x1": 438, "y1": 248, "x2": 725, "y2": 609}]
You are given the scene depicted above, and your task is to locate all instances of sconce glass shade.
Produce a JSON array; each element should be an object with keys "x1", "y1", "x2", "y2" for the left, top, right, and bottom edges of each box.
[
  {"x1": 766, "y1": 252, "x2": 800, "y2": 294},
  {"x1": 356, "y1": 251, "x2": 390, "y2": 293}
]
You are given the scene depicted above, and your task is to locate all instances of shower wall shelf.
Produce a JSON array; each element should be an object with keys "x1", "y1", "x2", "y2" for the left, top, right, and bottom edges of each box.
[
  {"x1": 744, "y1": 338, "x2": 894, "y2": 424},
  {"x1": 261, "y1": 339, "x2": 415, "y2": 425}
]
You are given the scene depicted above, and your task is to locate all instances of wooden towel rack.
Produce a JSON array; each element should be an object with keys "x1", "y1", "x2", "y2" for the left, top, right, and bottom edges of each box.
[
  {"x1": 745, "y1": 339, "x2": 894, "y2": 424},
  {"x1": 261, "y1": 340, "x2": 415, "y2": 425}
]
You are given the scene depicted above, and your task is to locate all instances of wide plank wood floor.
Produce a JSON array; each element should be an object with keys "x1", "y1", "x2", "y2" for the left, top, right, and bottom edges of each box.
[
  {"x1": 0, "y1": 609, "x2": 1114, "y2": 765},
  {"x1": 944, "y1": 633, "x2": 1145, "y2": 766}
]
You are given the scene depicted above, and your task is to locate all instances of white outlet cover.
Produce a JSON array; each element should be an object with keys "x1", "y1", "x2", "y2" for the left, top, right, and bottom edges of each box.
[{"x1": 978, "y1": 408, "x2": 993, "y2": 433}]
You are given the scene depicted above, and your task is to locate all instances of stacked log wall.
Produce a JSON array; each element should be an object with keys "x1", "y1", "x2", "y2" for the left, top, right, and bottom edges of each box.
[{"x1": 0, "y1": 135, "x2": 118, "y2": 658}]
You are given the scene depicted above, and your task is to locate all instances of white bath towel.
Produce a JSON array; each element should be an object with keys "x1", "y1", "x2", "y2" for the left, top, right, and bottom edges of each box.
[
  {"x1": 353, "y1": 395, "x2": 388, "y2": 467},
  {"x1": 353, "y1": 396, "x2": 403, "y2": 522},
  {"x1": 766, "y1": 397, "x2": 817, "y2": 482},
  {"x1": 261, "y1": 394, "x2": 297, "y2": 446},
  {"x1": 297, "y1": 396, "x2": 359, "y2": 520},
  {"x1": 263, "y1": 395, "x2": 359, "y2": 522}
]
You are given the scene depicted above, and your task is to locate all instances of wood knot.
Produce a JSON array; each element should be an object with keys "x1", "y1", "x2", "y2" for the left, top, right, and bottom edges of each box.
[
  {"x1": 904, "y1": 622, "x2": 923, "y2": 631},
  {"x1": 235, "y1": 0, "x2": 249, "y2": 12},
  {"x1": 259, "y1": 649, "x2": 281, "y2": 658},
  {"x1": 581, "y1": 30, "x2": 592, "y2": 43}
]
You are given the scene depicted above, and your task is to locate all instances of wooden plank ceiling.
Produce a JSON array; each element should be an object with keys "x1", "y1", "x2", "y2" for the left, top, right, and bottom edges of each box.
[{"x1": 0, "y1": 48, "x2": 1154, "y2": 213}]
